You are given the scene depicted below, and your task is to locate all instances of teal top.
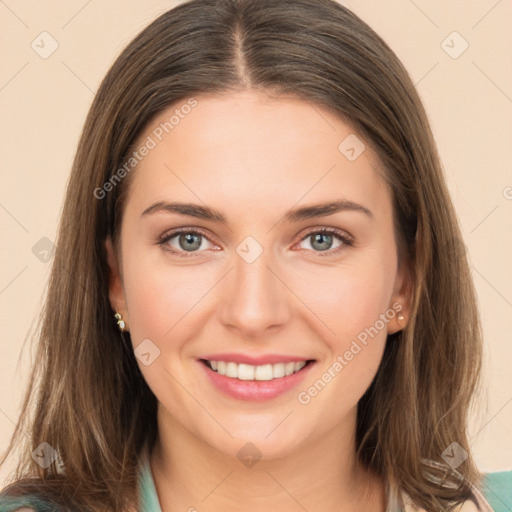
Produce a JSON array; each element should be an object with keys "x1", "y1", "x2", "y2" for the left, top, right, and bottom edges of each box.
[{"x1": 138, "y1": 449, "x2": 512, "y2": 512}]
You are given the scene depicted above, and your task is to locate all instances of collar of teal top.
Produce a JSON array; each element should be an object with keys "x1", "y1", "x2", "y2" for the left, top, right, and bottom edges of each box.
[
  {"x1": 137, "y1": 446, "x2": 510, "y2": 512},
  {"x1": 138, "y1": 446, "x2": 163, "y2": 512}
]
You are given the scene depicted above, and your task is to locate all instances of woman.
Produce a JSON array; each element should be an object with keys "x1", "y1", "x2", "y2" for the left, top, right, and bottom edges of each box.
[{"x1": 1, "y1": 0, "x2": 510, "y2": 511}]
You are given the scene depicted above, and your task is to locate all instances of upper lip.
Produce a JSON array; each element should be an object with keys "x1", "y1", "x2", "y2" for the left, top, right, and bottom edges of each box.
[{"x1": 199, "y1": 353, "x2": 314, "y2": 365}]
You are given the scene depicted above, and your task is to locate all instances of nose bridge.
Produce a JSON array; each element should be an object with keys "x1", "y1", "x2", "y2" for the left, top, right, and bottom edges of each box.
[{"x1": 218, "y1": 243, "x2": 290, "y2": 337}]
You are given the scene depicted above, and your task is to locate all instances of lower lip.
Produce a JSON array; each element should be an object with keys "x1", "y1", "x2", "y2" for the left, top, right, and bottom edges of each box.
[{"x1": 197, "y1": 360, "x2": 316, "y2": 402}]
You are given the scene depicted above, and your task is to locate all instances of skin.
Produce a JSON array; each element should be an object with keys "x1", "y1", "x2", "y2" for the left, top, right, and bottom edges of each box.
[{"x1": 106, "y1": 90, "x2": 411, "y2": 512}]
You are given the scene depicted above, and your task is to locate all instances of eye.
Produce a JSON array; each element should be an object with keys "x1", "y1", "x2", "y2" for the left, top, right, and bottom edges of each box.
[
  {"x1": 296, "y1": 228, "x2": 353, "y2": 256},
  {"x1": 158, "y1": 228, "x2": 218, "y2": 257},
  {"x1": 157, "y1": 227, "x2": 353, "y2": 258}
]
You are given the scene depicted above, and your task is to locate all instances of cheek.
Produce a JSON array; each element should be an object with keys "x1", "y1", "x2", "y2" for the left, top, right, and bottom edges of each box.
[
  {"x1": 121, "y1": 259, "x2": 213, "y2": 412},
  {"x1": 123, "y1": 263, "x2": 213, "y2": 342},
  {"x1": 294, "y1": 264, "x2": 393, "y2": 414},
  {"x1": 290, "y1": 251, "x2": 397, "y2": 408},
  {"x1": 293, "y1": 253, "x2": 397, "y2": 348},
  {"x1": 120, "y1": 226, "x2": 217, "y2": 340}
]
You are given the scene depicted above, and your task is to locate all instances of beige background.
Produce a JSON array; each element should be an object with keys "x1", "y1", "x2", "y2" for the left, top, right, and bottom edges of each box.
[{"x1": 1, "y1": 0, "x2": 511, "y2": 485}]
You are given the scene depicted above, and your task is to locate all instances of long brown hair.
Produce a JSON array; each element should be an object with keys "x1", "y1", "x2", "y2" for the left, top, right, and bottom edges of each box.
[{"x1": 1, "y1": 0, "x2": 485, "y2": 510}]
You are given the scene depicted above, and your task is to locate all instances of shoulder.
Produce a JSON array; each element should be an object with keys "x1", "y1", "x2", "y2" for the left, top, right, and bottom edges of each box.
[
  {"x1": 0, "y1": 494, "x2": 54, "y2": 511},
  {"x1": 480, "y1": 470, "x2": 512, "y2": 512},
  {"x1": 441, "y1": 471, "x2": 512, "y2": 512},
  {"x1": 400, "y1": 470, "x2": 512, "y2": 512},
  {"x1": 0, "y1": 478, "x2": 63, "y2": 512},
  {"x1": 0, "y1": 494, "x2": 48, "y2": 511}
]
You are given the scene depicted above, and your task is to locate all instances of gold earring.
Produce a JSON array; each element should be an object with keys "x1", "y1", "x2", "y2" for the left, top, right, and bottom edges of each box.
[{"x1": 114, "y1": 312, "x2": 126, "y2": 332}]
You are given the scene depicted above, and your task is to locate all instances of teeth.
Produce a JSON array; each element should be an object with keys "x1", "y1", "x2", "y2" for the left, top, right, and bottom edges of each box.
[
  {"x1": 238, "y1": 364, "x2": 255, "y2": 380},
  {"x1": 226, "y1": 362, "x2": 238, "y2": 378},
  {"x1": 255, "y1": 364, "x2": 273, "y2": 381},
  {"x1": 207, "y1": 360, "x2": 308, "y2": 380}
]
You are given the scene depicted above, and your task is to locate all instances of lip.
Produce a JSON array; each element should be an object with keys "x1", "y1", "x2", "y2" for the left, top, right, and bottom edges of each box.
[
  {"x1": 199, "y1": 353, "x2": 311, "y2": 365},
  {"x1": 197, "y1": 358, "x2": 316, "y2": 402}
]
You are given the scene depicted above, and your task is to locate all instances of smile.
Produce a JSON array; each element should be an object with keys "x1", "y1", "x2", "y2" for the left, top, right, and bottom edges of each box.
[
  {"x1": 202, "y1": 359, "x2": 311, "y2": 381},
  {"x1": 198, "y1": 358, "x2": 316, "y2": 401}
]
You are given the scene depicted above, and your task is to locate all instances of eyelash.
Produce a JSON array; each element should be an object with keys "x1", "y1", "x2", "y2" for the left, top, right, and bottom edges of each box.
[{"x1": 157, "y1": 227, "x2": 354, "y2": 258}]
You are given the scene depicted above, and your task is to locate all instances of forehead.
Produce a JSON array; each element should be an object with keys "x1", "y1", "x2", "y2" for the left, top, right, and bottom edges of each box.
[{"x1": 125, "y1": 90, "x2": 391, "y2": 221}]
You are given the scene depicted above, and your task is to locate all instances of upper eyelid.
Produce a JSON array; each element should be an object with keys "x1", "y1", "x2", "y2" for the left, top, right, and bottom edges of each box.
[{"x1": 161, "y1": 227, "x2": 218, "y2": 246}]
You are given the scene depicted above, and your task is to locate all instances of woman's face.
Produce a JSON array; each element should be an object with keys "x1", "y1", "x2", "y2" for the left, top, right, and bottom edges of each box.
[{"x1": 106, "y1": 90, "x2": 409, "y2": 460}]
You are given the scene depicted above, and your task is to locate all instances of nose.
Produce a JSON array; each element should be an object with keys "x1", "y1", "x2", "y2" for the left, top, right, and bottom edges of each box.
[{"x1": 218, "y1": 249, "x2": 291, "y2": 339}]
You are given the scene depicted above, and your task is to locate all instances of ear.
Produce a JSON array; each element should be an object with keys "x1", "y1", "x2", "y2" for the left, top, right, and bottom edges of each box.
[
  {"x1": 104, "y1": 236, "x2": 129, "y2": 330},
  {"x1": 386, "y1": 258, "x2": 412, "y2": 335}
]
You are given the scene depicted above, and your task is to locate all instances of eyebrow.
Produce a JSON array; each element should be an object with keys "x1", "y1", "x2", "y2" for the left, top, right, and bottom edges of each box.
[{"x1": 141, "y1": 199, "x2": 373, "y2": 223}]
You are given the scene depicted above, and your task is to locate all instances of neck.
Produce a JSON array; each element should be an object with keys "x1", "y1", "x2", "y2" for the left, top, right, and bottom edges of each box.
[{"x1": 150, "y1": 406, "x2": 387, "y2": 512}]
